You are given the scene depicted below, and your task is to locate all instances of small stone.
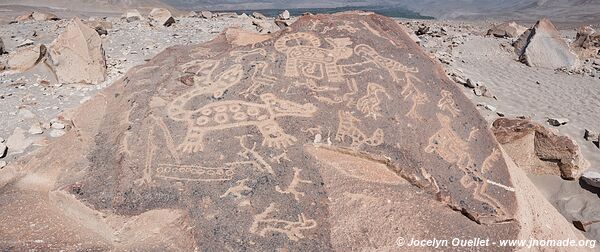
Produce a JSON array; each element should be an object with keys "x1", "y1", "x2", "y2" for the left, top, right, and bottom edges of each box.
[
  {"x1": 49, "y1": 129, "x2": 66, "y2": 138},
  {"x1": 278, "y1": 10, "x2": 290, "y2": 20},
  {"x1": 0, "y1": 161, "x2": 6, "y2": 169},
  {"x1": 465, "y1": 78, "x2": 477, "y2": 88},
  {"x1": 484, "y1": 104, "x2": 497, "y2": 112},
  {"x1": 582, "y1": 171, "x2": 600, "y2": 188},
  {"x1": 0, "y1": 137, "x2": 4, "y2": 143},
  {"x1": 28, "y1": 124, "x2": 44, "y2": 135},
  {"x1": 547, "y1": 118, "x2": 569, "y2": 126},
  {"x1": 51, "y1": 122, "x2": 65, "y2": 129},
  {"x1": 0, "y1": 143, "x2": 7, "y2": 158},
  {"x1": 584, "y1": 129, "x2": 599, "y2": 141}
]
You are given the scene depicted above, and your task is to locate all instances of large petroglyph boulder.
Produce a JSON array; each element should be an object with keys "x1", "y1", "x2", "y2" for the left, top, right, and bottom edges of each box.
[
  {"x1": 514, "y1": 18, "x2": 579, "y2": 70},
  {"x1": 0, "y1": 13, "x2": 586, "y2": 250}
]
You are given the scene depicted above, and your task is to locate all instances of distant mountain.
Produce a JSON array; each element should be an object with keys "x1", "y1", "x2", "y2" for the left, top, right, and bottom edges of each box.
[{"x1": 0, "y1": 0, "x2": 169, "y2": 13}]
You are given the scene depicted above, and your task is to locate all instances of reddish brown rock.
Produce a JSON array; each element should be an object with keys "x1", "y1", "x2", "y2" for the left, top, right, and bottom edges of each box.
[
  {"x1": 0, "y1": 13, "x2": 584, "y2": 251},
  {"x1": 492, "y1": 118, "x2": 586, "y2": 180}
]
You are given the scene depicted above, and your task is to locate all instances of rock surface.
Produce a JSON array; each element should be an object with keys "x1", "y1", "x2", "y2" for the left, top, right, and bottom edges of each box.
[
  {"x1": 122, "y1": 9, "x2": 143, "y2": 22},
  {"x1": 514, "y1": 18, "x2": 579, "y2": 70},
  {"x1": 492, "y1": 118, "x2": 587, "y2": 180},
  {"x1": 46, "y1": 17, "x2": 107, "y2": 84},
  {"x1": 148, "y1": 8, "x2": 175, "y2": 27},
  {"x1": 0, "y1": 12, "x2": 586, "y2": 251},
  {"x1": 487, "y1": 21, "x2": 527, "y2": 38}
]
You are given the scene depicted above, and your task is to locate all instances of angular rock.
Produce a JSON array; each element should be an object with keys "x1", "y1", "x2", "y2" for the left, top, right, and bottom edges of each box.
[
  {"x1": 0, "y1": 143, "x2": 6, "y2": 158},
  {"x1": 217, "y1": 12, "x2": 238, "y2": 18},
  {"x1": 200, "y1": 10, "x2": 214, "y2": 19},
  {"x1": 148, "y1": 8, "x2": 176, "y2": 27},
  {"x1": 513, "y1": 18, "x2": 579, "y2": 70},
  {"x1": 572, "y1": 25, "x2": 597, "y2": 49},
  {"x1": 252, "y1": 12, "x2": 267, "y2": 20},
  {"x1": 46, "y1": 17, "x2": 107, "y2": 84},
  {"x1": 7, "y1": 44, "x2": 47, "y2": 72},
  {"x1": 123, "y1": 9, "x2": 143, "y2": 22},
  {"x1": 28, "y1": 124, "x2": 44, "y2": 135},
  {"x1": 582, "y1": 171, "x2": 600, "y2": 188},
  {"x1": 32, "y1": 11, "x2": 60, "y2": 21},
  {"x1": 492, "y1": 118, "x2": 586, "y2": 179},
  {"x1": 252, "y1": 19, "x2": 277, "y2": 34},
  {"x1": 584, "y1": 129, "x2": 599, "y2": 141},
  {"x1": 487, "y1": 21, "x2": 527, "y2": 38},
  {"x1": 0, "y1": 13, "x2": 582, "y2": 251},
  {"x1": 547, "y1": 117, "x2": 569, "y2": 126},
  {"x1": 274, "y1": 19, "x2": 292, "y2": 29},
  {"x1": 85, "y1": 20, "x2": 113, "y2": 36},
  {"x1": 14, "y1": 12, "x2": 34, "y2": 22},
  {"x1": 278, "y1": 10, "x2": 290, "y2": 20},
  {"x1": 0, "y1": 37, "x2": 5, "y2": 54}
]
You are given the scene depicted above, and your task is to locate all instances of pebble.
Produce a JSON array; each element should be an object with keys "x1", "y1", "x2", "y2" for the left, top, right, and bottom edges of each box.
[
  {"x1": 0, "y1": 161, "x2": 6, "y2": 169},
  {"x1": 49, "y1": 129, "x2": 66, "y2": 138},
  {"x1": 51, "y1": 122, "x2": 65, "y2": 129},
  {"x1": 584, "y1": 129, "x2": 599, "y2": 141},
  {"x1": 29, "y1": 124, "x2": 44, "y2": 135},
  {"x1": 0, "y1": 143, "x2": 7, "y2": 158},
  {"x1": 547, "y1": 118, "x2": 569, "y2": 126}
]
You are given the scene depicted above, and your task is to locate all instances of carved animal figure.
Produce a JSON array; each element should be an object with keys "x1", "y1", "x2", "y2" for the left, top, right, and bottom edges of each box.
[
  {"x1": 274, "y1": 32, "x2": 353, "y2": 82},
  {"x1": 354, "y1": 44, "x2": 418, "y2": 82},
  {"x1": 170, "y1": 93, "x2": 317, "y2": 153},
  {"x1": 250, "y1": 203, "x2": 317, "y2": 241},
  {"x1": 356, "y1": 82, "x2": 390, "y2": 119},
  {"x1": 335, "y1": 111, "x2": 384, "y2": 150}
]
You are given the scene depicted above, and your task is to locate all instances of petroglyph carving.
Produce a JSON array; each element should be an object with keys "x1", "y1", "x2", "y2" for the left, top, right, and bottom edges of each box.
[
  {"x1": 250, "y1": 203, "x2": 317, "y2": 241},
  {"x1": 155, "y1": 163, "x2": 237, "y2": 182},
  {"x1": 275, "y1": 167, "x2": 312, "y2": 201},
  {"x1": 356, "y1": 82, "x2": 391, "y2": 119},
  {"x1": 270, "y1": 150, "x2": 291, "y2": 164},
  {"x1": 170, "y1": 93, "x2": 317, "y2": 153},
  {"x1": 240, "y1": 61, "x2": 277, "y2": 97},
  {"x1": 274, "y1": 32, "x2": 353, "y2": 82},
  {"x1": 220, "y1": 179, "x2": 252, "y2": 198},
  {"x1": 238, "y1": 135, "x2": 274, "y2": 174},
  {"x1": 230, "y1": 48, "x2": 267, "y2": 63},
  {"x1": 425, "y1": 114, "x2": 507, "y2": 219},
  {"x1": 321, "y1": 21, "x2": 359, "y2": 34},
  {"x1": 438, "y1": 90, "x2": 460, "y2": 117},
  {"x1": 354, "y1": 44, "x2": 417, "y2": 82},
  {"x1": 335, "y1": 111, "x2": 384, "y2": 150},
  {"x1": 462, "y1": 148, "x2": 510, "y2": 220},
  {"x1": 401, "y1": 74, "x2": 429, "y2": 120},
  {"x1": 177, "y1": 59, "x2": 244, "y2": 98},
  {"x1": 424, "y1": 113, "x2": 472, "y2": 169}
]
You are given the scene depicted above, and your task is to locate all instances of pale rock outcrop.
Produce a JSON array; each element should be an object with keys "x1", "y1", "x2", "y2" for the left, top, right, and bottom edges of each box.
[
  {"x1": 513, "y1": 18, "x2": 579, "y2": 70},
  {"x1": 0, "y1": 37, "x2": 5, "y2": 54},
  {"x1": 148, "y1": 8, "x2": 175, "y2": 27},
  {"x1": 278, "y1": 10, "x2": 290, "y2": 20},
  {"x1": 7, "y1": 44, "x2": 47, "y2": 72},
  {"x1": 47, "y1": 17, "x2": 107, "y2": 84},
  {"x1": 122, "y1": 9, "x2": 144, "y2": 23},
  {"x1": 492, "y1": 118, "x2": 587, "y2": 180},
  {"x1": 200, "y1": 10, "x2": 214, "y2": 19},
  {"x1": 14, "y1": 11, "x2": 59, "y2": 22},
  {"x1": 487, "y1": 21, "x2": 527, "y2": 38}
]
